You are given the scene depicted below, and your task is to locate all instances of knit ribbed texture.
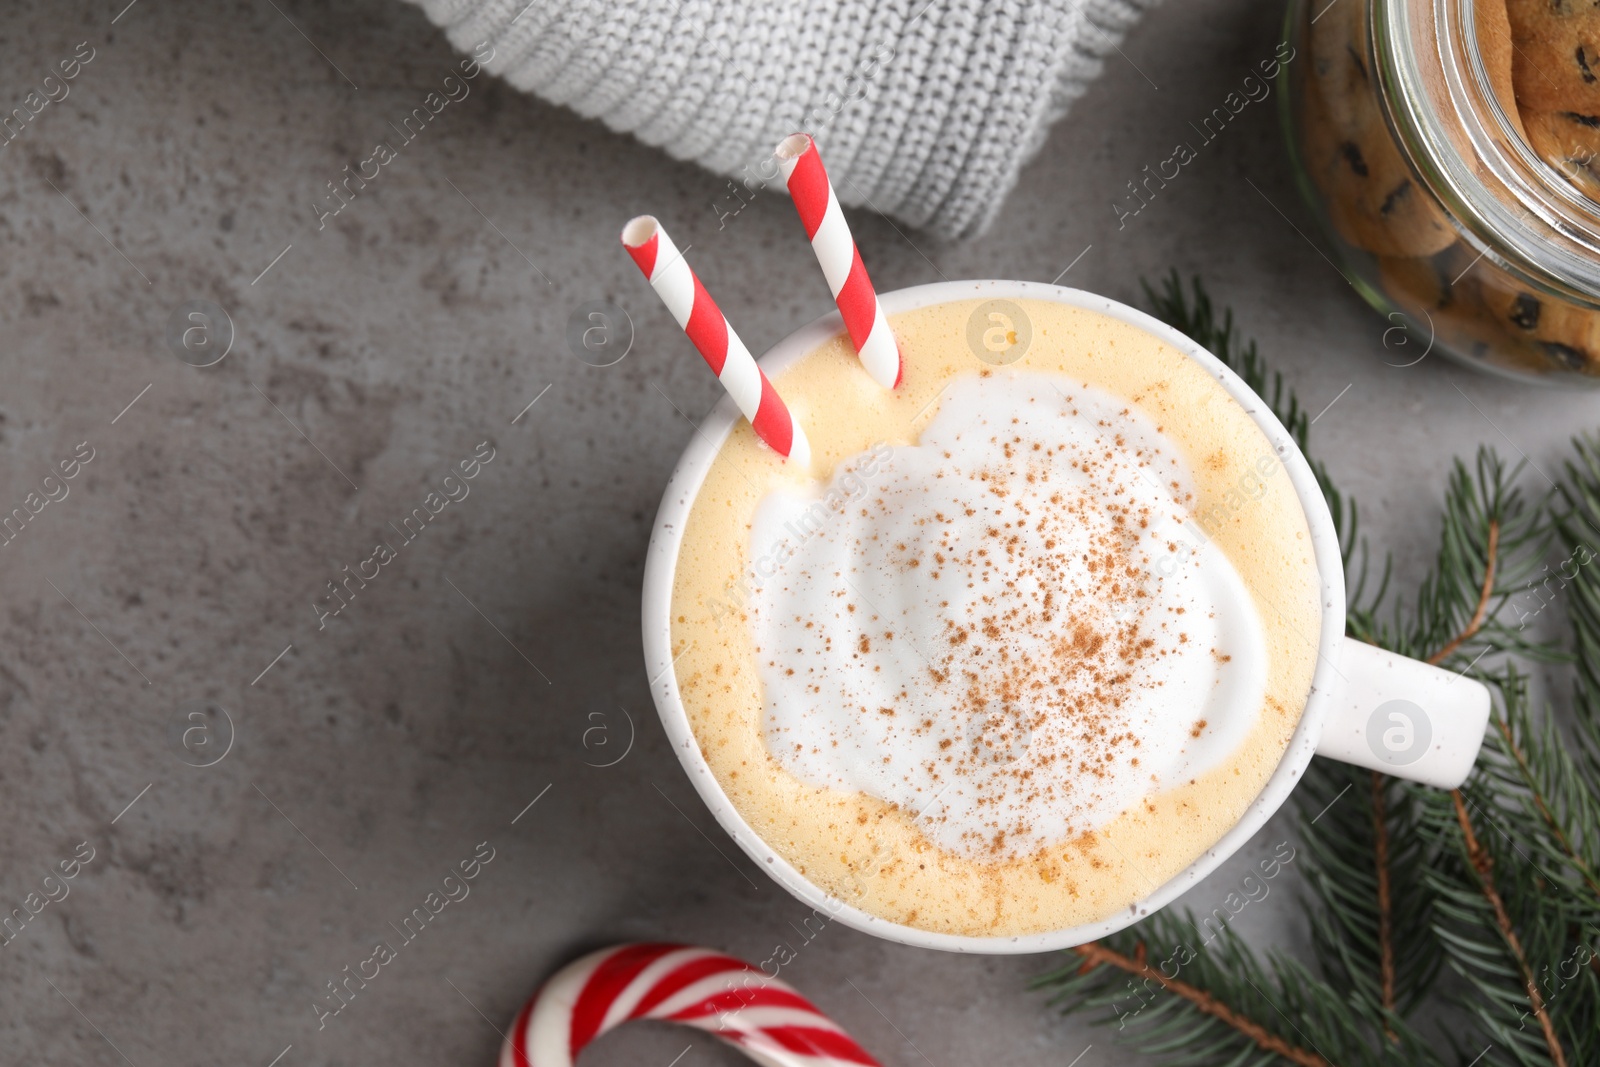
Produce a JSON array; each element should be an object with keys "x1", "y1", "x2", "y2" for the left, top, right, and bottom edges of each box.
[{"x1": 404, "y1": 0, "x2": 1157, "y2": 239}]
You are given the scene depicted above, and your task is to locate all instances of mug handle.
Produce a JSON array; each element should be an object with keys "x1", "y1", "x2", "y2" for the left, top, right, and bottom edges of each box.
[{"x1": 1313, "y1": 637, "x2": 1491, "y2": 789}]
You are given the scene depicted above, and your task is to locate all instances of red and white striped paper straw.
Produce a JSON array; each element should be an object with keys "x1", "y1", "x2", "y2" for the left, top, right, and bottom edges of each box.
[
  {"x1": 500, "y1": 942, "x2": 882, "y2": 1067},
  {"x1": 623, "y1": 216, "x2": 810, "y2": 467},
  {"x1": 775, "y1": 134, "x2": 901, "y2": 390}
]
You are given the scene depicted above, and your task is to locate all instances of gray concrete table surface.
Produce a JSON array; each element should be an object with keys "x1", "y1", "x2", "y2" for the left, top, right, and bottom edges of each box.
[{"x1": 0, "y1": 0, "x2": 1588, "y2": 1065}]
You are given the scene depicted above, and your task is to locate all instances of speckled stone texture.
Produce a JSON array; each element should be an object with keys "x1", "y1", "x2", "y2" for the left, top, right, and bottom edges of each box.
[{"x1": 0, "y1": 1, "x2": 1588, "y2": 1066}]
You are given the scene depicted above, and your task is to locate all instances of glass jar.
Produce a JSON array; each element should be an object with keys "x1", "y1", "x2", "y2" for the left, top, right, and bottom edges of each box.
[{"x1": 1282, "y1": 0, "x2": 1600, "y2": 384}]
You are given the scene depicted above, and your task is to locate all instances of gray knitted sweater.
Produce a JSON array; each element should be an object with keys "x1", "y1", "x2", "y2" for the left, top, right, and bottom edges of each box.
[{"x1": 404, "y1": 0, "x2": 1155, "y2": 238}]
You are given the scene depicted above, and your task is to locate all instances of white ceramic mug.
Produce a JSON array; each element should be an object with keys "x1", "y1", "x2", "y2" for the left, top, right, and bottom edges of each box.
[{"x1": 641, "y1": 280, "x2": 1490, "y2": 953}]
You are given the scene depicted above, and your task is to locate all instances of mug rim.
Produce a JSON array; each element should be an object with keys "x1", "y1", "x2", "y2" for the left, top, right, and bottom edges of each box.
[{"x1": 641, "y1": 279, "x2": 1347, "y2": 953}]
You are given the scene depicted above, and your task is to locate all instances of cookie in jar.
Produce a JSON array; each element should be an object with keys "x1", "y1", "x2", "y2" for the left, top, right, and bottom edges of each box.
[{"x1": 1283, "y1": 0, "x2": 1600, "y2": 383}]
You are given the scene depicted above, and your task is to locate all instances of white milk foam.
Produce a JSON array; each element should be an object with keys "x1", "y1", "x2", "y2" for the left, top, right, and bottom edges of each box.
[{"x1": 748, "y1": 372, "x2": 1268, "y2": 859}]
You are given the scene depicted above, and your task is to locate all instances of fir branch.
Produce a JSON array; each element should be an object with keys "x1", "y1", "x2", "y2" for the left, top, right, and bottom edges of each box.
[
  {"x1": 1550, "y1": 434, "x2": 1600, "y2": 905},
  {"x1": 1037, "y1": 910, "x2": 1428, "y2": 1067},
  {"x1": 1068, "y1": 941, "x2": 1331, "y2": 1067},
  {"x1": 1419, "y1": 439, "x2": 1600, "y2": 1067},
  {"x1": 1448, "y1": 787, "x2": 1568, "y2": 1067},
  {"x1": 1391, "y1": 440, "x2": 1599, "y2": 1067},
  {"x1": 1489, "y1": 713, "x2": 1600, "y2": 905},
  {"x1": 1424, "y1": 667, "x2": 1599, "y2": 1067}
]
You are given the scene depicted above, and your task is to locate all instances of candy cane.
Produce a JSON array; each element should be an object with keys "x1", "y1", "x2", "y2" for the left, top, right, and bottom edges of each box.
[
  {"x1": 499, "y1": 943, "x2": 881, "y2": 1067},
  {"x1": 622, "y1": 216, "x2": 811, "y2": 468},
  {"x1": 775, "y1": 134, "x2": 902, "y2": 390}
]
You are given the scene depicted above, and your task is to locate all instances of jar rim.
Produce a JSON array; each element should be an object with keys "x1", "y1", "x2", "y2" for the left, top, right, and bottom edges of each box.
[{"x1": 1376, "y1": 0, "x2": 1600, "y2": 301}]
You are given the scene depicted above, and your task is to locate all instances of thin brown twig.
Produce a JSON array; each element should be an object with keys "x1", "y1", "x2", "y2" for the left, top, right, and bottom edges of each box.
[
  {"x1": 1427, "y1": 519, "x2": 1499, "y2": 666},
  {"x1": 1071, "y1": 941, "x2": 1332, "y2": 1067},
  {"x1": 1451, "y1": 791, "x2": 1568, "y2": 1067},
  {"x1": 1370, "y1": 770, "x2": 1397, "y2": 1039}
]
